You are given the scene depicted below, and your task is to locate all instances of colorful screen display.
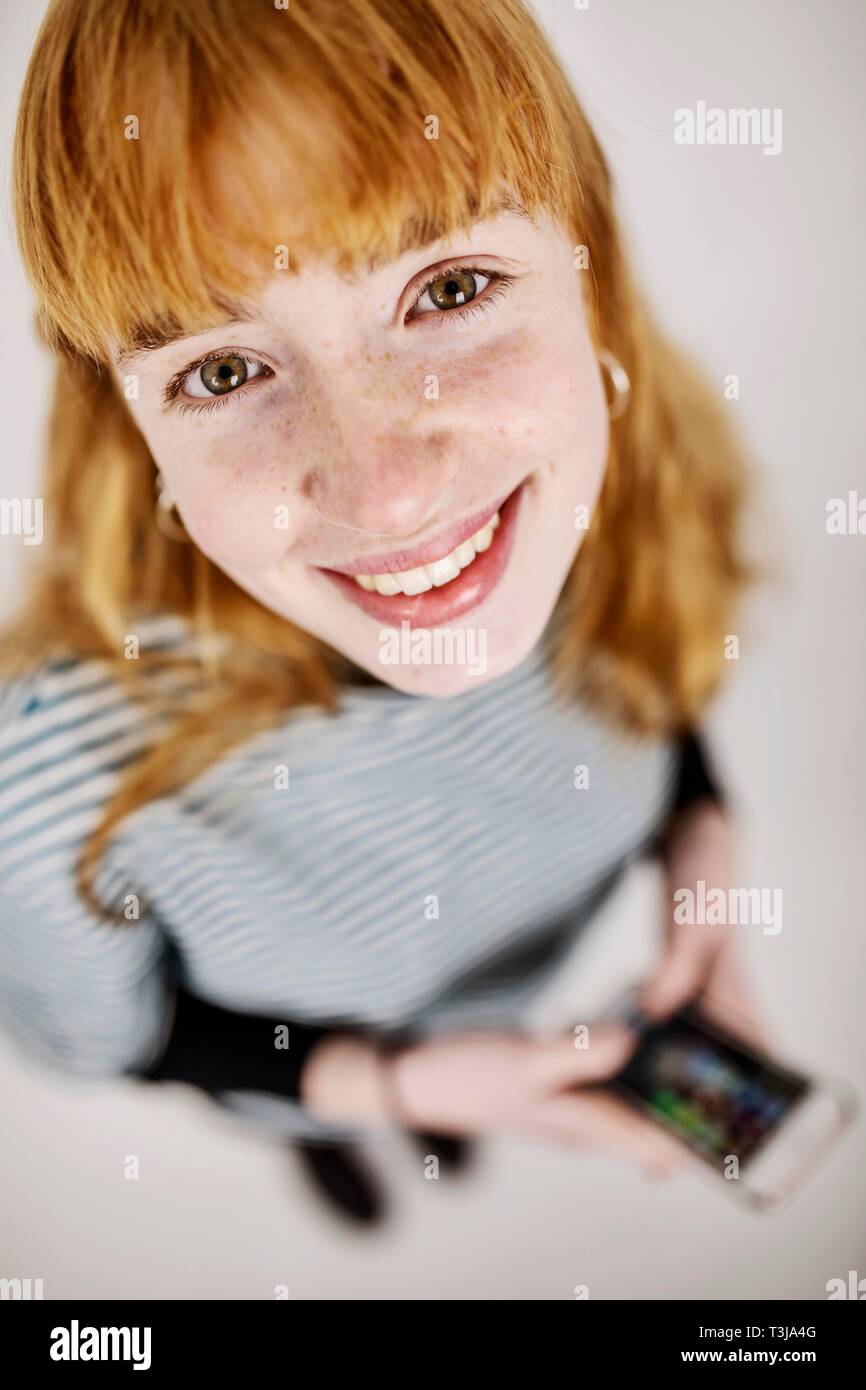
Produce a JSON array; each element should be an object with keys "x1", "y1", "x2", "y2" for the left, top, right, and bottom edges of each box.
[{"x1": 614, "y1": 1009, "x2": 810, "y2": 1168}]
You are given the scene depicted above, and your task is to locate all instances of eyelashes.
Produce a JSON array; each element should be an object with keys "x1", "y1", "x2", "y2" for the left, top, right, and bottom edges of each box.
[
  {"x1": 406, "y1": 264, "x2": 515, "y2": 323},
  {"x1": 173, "y1": 392, "x2": 251, "y2": 420},
  {"x1": 162, "y1": 350, "x2": 273, "y2": 413},
  {"x1": 164, "y1": 264, "x2": 516, "y2": 417}
]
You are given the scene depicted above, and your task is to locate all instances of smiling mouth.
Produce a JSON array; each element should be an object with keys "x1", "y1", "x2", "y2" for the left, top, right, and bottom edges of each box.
[
  {"x1": 351, "y1": 511, "x2": 500, "y2": 596},
  {"x1": 318, "y1": 482, "x2": 524, "y2": 627}
]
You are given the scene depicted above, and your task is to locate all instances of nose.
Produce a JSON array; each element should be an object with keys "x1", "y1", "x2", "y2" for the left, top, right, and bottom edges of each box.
[
  {"x1": 307, "y1": 430, "x2": 457, "y2": 536},
  {"x1": 301, "y1": 380, "x2": 459, "y2": 537}
]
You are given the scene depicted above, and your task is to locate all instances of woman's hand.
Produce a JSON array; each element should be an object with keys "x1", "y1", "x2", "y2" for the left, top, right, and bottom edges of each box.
[
  {"x1": 638, "y1": 799, "x2": 769, "y2": 1049},
  {"x1": 301, "y1": 801, "x2": 767, "y2": 1178},
  {"x1": 302, "y1": 1024, "x2": 686, "y2": 1175}
]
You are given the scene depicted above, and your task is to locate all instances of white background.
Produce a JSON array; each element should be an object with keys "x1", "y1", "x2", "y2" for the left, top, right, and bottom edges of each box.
[{"x1": 1, "y1": 0, "x2": 864, "y2": 1298}]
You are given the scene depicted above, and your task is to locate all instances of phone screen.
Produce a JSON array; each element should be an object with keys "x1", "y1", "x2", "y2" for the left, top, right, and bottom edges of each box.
[{"x1": 613, "y1": 1008, "x2": 811, "y2": 1169}]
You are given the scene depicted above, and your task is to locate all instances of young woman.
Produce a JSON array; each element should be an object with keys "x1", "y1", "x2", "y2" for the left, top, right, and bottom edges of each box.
[{"x1": 0, "y1": 0, "x2": 759, "y2": 1224}]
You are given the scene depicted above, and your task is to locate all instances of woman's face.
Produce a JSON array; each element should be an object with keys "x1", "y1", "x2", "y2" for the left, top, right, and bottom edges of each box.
[{"x1": 115, "y1": 209, "x2": 609, "y2": 694}]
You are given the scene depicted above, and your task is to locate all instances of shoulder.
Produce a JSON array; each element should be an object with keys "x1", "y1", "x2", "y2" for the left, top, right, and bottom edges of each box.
[
  {"x1": 0, "y1": 610, "x2": 200, "y2": 742},
  {"x1": 0, "y1": 610, "x2": 202, "y2": 882}
]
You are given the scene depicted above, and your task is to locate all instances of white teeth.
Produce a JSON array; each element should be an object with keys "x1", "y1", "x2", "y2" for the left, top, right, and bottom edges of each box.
[
  {"x1": 399, "y1": 567, "x2": 433, "y2": 595},
  {"x1": 453, "y1": 539, "x2": 477, "y2": 568},
  {"x1": 426, "y1": 554, "x2": 461, "y2": 587},
  {"x1": 351, "y1": 510, "x2": 501, "y2": 596},
  {"x1": 373, "y1": 573, "x2": 401, "y2": 596}
]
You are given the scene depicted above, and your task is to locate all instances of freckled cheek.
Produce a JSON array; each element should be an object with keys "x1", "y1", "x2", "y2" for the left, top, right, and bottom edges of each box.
[
  {"x1": 438, "y1": 334, "x2": 606, "y2": 474},
  {"x1": 163, "y1": 440, "x2": 299, "y2": 568},
  {"x1": 533, "y1": 353, "x2": 608, "y2": 485}
]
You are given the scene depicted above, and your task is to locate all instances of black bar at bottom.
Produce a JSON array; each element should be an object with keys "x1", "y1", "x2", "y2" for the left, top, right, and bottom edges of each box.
[{"x1": 3, "y1": 1297, "x2": 862, "y2": 1371}]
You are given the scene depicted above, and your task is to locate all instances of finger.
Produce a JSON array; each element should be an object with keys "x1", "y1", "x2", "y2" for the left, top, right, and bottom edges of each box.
[
  {"x1": 531, "y1": 1023, "x2": 639, "y2": 1091},
  {"x1": 699, "y1": 947, "x2": 774, "y2": 1053},
  {"x1": 638, "y1": 892, "x2": 724, "y2": 1022},
  {"x1": 518, "y1": 1088, "x2": 690, "y2": 1175}
]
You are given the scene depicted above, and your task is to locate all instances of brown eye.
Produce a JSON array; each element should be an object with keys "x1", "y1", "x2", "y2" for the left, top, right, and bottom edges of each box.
[
  {"x1": 422, "y1": 269, "x2": 484, "y2": 311},
  {"x1": 198, "y1": 355, "x2": 248, "y2": 394}
]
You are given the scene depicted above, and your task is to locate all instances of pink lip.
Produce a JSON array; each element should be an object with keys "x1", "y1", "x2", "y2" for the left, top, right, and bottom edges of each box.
[
  {"x1": 325, "y1": 494, "x2": 511, "y2": 576},
  {"x1": 319, "y1": 482, "x2": 524, "y2": 627}
]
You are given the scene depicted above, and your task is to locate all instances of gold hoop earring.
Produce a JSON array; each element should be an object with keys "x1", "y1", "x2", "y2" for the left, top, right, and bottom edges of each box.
[
  {"x1": 598, "y1": 348, "x2": 631, "y2": 421},
  {"x1": 154, "y1": 473, "x2": 192, "y2": 543}
]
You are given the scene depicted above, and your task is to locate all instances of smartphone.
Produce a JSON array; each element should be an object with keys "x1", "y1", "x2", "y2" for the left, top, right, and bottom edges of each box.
[{"x1": 610, "y1": 1002, "x2": 856, "y2": 1209}]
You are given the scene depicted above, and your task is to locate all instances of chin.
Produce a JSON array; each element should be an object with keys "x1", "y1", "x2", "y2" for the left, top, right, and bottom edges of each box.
[{"x1": 339, "y1": 604, "x2": 556, "y2": 699}]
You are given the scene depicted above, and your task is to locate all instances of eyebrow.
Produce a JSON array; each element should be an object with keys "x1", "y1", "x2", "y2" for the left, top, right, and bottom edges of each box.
[
  {"x1": 365, "y1": 192, "x2": 536, "y2": 271},
  {"x1": 113, "y1": 312, "x2": 252, "y2": 371},
  {"x1": 114, "y1": 196, "x2": 535, "y2": 369}
]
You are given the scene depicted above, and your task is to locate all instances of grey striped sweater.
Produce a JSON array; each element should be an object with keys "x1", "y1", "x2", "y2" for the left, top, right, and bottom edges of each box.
[{"x1": 0, "y1": 612, "x2": 680, "y2": 1139}]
